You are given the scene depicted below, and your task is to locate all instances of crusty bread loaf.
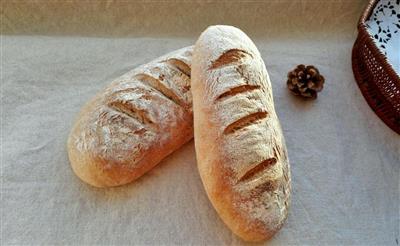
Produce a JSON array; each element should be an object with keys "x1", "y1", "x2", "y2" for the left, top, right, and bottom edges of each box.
[
  {"x1": 68, "y1": 47, "x2": 193, "y2": 187},
  {"x1": 192, "y1": 26, "x2": 291, "y2": 241}
]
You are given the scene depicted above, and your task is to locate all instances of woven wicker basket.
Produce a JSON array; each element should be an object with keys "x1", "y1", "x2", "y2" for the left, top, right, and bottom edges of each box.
[{"x1": 352, "y1": 0, "x2": 400, "y2": 134}]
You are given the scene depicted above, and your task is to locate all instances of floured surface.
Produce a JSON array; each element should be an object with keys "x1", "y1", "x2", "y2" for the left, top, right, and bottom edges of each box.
[{"x1": 2, "y1": 2, "x2": 400, "y2": 245}]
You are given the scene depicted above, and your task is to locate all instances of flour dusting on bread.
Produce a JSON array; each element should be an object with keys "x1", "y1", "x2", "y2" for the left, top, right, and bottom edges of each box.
[
  {"x1": 68, "y1": 46, "x2": 194, "y2": 187},
  {"x1": 192, "y1": 25, "x2": 290, "y2": 241}
]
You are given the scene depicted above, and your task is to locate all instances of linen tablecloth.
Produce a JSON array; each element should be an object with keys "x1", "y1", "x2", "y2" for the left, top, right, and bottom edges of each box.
[{"x1": 2, "y1": 1, "x2": 399, "y2": 245}]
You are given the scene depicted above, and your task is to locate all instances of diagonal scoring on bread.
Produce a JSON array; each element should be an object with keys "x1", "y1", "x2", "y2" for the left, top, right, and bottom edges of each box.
[
  {"x1": 166, "y1": 58, "x2": 191, "y2": 78},
  {"x1": 68, "y1": 46, "x2": 194, "y2": 188},
  {"x1": 251, "y1": 178, "x2": 281, "y2": 193},
  {"x1": 108, "y1": 100, "x2": 155, "y2": 127},
  {"x1": 134, "y1": 73, "x2": 186, "y2": 108},
  {"x1": 223, "y1": 111, "x2": 268, "y2": 134},
  {"x1": 192, "y1": 26, "x2": 290, "y2": 241},
  {"x1": 216, "y1": 84, "x2": 260, "y2": 101},
  {"x1": 164, "y1": 61, "x2": 191, "y2": 93},
  {"x1": 209, "y1": 49, "x2": 252, "y2": 70},
  {"x1": 237, "y1": 157, "x2": 277, "y2": 183}
]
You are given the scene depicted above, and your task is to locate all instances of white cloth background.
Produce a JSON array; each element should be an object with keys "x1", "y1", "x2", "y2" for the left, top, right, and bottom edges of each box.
[{"x1": 2, "y1": 1, "x2": 399, "y2": 245}]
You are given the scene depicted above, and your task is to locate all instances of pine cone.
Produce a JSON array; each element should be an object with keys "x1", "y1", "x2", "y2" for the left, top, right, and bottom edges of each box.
[{"x1": 287, "y1": 64, "x2": 325, "y2": 99}]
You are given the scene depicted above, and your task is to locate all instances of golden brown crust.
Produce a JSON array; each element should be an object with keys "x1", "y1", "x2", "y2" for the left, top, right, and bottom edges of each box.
[
  {"x1": 192, "y1": 26, "x2": 291, "y2": 241},
  {"x1": 67, "y1": 47, "x2": 193, "y2": 187}
]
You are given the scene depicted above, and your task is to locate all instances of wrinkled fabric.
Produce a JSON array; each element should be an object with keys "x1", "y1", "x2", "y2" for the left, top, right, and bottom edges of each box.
[{"x1": 2, "y1": 1, "x2": 399, "y2": 245}]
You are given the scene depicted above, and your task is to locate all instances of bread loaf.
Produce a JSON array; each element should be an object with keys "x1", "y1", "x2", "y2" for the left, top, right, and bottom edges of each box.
[
  {"x1": 192, "y1": 26, "x2": 291, "y2": 241},
  {"x1": 68, "y1": 46, "x2": 193, "y2": 187}
]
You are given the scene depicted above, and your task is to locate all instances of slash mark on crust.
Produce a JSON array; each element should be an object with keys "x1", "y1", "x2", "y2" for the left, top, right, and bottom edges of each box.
[
  {"x1": 134, "y1": 73, "x2": 185, "y2": 107},
  {"x1": 224, "y1": 111, "x2": 268, "y2": 134},
  {"x1": 166, "y1": 58, "x2": 191, "y2": 78},
  {"x1": 216, "y1": 85, "x2": 260, "y2": 101},
  {"x1": 238, "y1": 157, "x2": 278, "y2": 183},
  {"x1": 108, "y1": 101, "x2": 154, "y2": 126},
  {"x1": 209, "y1": 49, "x2": 252, "y2": 70}
]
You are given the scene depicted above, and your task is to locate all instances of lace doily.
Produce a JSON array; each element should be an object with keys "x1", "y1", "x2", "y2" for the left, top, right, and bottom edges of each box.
[{"x1": 366, "y1": 0, "x2": 400, "y2": 73}]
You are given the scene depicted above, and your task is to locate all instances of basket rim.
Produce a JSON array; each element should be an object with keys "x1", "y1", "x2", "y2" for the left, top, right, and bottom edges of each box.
[
  {"x1": 352, "y1": 0, "x2": 400, "y2": 134},
  {"x1": 352, "y1": 38, "x2": 400, "y2": 134},
  {"x1": 358, "y1": 0, "x2": 378, "y2": 27}
]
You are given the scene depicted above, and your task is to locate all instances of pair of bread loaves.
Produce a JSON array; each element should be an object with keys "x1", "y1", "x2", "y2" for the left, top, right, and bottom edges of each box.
[{"x1": 68, "y1": 25, "x2": 291, "y2": 241}]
